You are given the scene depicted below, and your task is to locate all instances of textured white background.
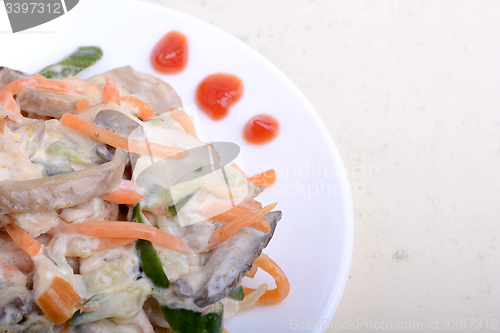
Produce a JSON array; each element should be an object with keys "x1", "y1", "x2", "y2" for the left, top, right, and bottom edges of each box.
[{"x1": 134, "y1": 1, "x2": 500, "y2": 332}]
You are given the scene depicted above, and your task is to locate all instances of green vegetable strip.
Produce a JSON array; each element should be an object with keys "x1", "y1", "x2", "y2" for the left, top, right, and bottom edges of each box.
[
  {"x1": 168, "y1": 191, "x2": 197, "y2": 218},
  {"x1": 131, "y1": 204, "x2": 169, "y2": 288},
  {"x1": 227, "y1": 285, "x2": 244, "y2": 301},
  {"x1": 46, "y1": 141, "x2": 88, "y2": 164},
  {"x1": 39, "y1": 46, "x2": 103, "y2": 79},
  {"x1": 69, "y1": 293, "x2": 109, "y2": 327},
  {"x1": 160, "y1": 302, "x2": 224, "y2": 333}
]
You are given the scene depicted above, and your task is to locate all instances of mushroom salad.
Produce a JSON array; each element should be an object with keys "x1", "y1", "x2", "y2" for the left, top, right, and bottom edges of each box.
[{"x1": 0, "y1": 48, "x2": 289, "y2": 333}]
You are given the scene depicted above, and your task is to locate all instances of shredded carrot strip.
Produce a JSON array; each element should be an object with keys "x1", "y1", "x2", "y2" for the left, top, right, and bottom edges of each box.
[
  {"x1": 170, "y1": 109, "x2": 197, "y2": 136},
  {"x1": 102, "y1": 76, "x2": 121, "y2": 105},
  {"x1": 101, "y1": 188, "x2": 145, "y2": 205},
  {"x1": 0, "y1": 75, "x2": 83, "y2": 98},
  {"x1": 60, "y1": 113, "x2": 187, "y2": 159},
  {"x1": 230, "y1": 163, "x2": 276, "y2": 186},
  {"x1": 56, "y1": 221, "x2": 191, "y2": 254},
  {"x1": 243, "y1": 253, "x2": 290, "y2": 304},
  {"x1": 0, "y1": 118, "x2": 7, "y2": 133},
  {"x1": 5, "y1": 224, "x2": 41, "y2": 257},
  {"x1": 0, "y1": 75, "x2": 84, "y2": 121},
  {"x1": 0, "y1": 92, "x2": 21, "y2": 117},
  {"x1": 207, "y1": 203, "x2": 276, "y2": 250},
  {"x1": 209, "y1": 206, "x2": 270, "y2": 233},
  {"x1": 245, "y1": 264, "x2": 258, "y2": 278},
  {"x1": 81, "y1": 83, "x2": 102, "y2": 98},
  {"x1": 75, "y1": 98, "x2": 90, "y2": 113},
  {"x1": 37, "y1": 276, "x2": 83, "y2": 325},
  {"x1": 248, "y1": 169, "x2": 276, "y2": 186},
  {"x1": 0, "y1": 74, "x2": 82, "y2": 120},
  {"x1": 5, "y1": 224, "x2": 83, "y2": 323},
  {"x1": 94, "y1": 237, "x2": 136, "y2": 251},
  {"x1": 121, "y1": 95, "x2": 156, "y2": 121}
]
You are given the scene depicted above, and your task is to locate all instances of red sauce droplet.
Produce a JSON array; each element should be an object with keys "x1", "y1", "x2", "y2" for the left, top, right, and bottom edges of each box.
[
  {"x1": 195, "y1": 73, "x2": 243, "y2": 120},
  {"x1": 151, "y1": 31, "x2": 188, "y2": 74},
  {"x1": 243, "y1": 114, "x2": 280, "y2": 144}
]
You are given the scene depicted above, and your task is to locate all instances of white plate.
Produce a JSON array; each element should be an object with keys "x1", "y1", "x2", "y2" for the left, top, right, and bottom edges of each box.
[{"x1": 0, "y1": 1, "x2": 354, "y2": 332}]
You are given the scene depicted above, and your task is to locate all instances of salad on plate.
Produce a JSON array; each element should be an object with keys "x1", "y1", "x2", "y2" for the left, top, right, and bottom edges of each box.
[{"x1": 0, "y1": 47, "x2": 288, "y2": 333}]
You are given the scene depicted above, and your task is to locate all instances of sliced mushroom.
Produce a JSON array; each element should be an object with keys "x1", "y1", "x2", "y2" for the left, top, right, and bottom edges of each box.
[
  {"x1": 88, "y1": 66, "x2": 182, "y2": 115},
  {"x1": 77, "y1": 100, "x2": 127, "y2": 123},
  {"x1": 0, "y1": 282, "x2": 53, "y2": 333},
  {"x1": 172, "y1": 211, "x2": 281, "y2": 307},
  {"x1": 0, "y1": 282, "x2": 33, "y2": 324},
  {"x1": 0, "y1": 148, "x2": 127, "y2": 215},
  {"x1": 95, "y1": 109, "x2": 141, "y2": 137},
  {"x1": 15, "y1": 88, "x2": 81, "y2": 119},
  {"x1": 0, "y1": 67, "x2": 27, "y2": 88}
]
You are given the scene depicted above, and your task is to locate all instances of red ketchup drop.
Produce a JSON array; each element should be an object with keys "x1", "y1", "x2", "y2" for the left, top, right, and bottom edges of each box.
[
  {"x1": 243, "y1": 114, "x2": 280, "y2": 144},
  {"x1": 151, "y1": 31, "x2": 188, "y2": 74},
  {"x1": 195, "y1": 73, "x2": 243, "y2": 120}
]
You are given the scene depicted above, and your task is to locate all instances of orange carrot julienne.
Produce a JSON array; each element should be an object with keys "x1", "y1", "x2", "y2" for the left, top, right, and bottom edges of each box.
[
  {"x1": 0, "y1": 92, "x2": 21, "y2": 117},
  {"x1": 5, "y1": 224, "x2": 41, "y2": 257},
  {"x1": 209, "y1": 206, "x2": 270, "y2": 233},
  {"x1": 248, "y1": 169, "x2": 276, "y2": 186},
  {"x1": 102, "y1": 76, "x2": 121, "y2": 105},
  {"x1": 5, "y1": 224, "x2": 82, "y2": 322},
  {"x1": 81, "y1": 83, "x2": 102, "y2": 98},
  {"x1": 56, "y1": 221, "x2": 192, "y2": 254},
  {"x1": 245, "y1": 264, "x2": 258, "y2": 278},
  {"x1": 170, "y1": 109, "x2": 197, "y2": 136},
  {"x1": 60, "y1": 113, "x2": 187, "y2": 159},
  {"x1": 37, "y1": 276, "x2": 82, "y2": 325},
  {"x1": 230, "y1": 163, "x2": 276, "y2": 186},
  {"x1": 94, "y1": 237, "x2": 136, "y2": 251},
  {"x1": 75, "y1": 98, "x2": 90, "y2": 113},
  {"x1": 0, "y1": 118, "x2": 7, "y2": 133},
  {"x1": 121, "y1": 95, "x2": 156, "y2": 121},
  {"x1": 100, "y1": 188, "x2": 145, "y2": 205},
  {"x1": 243, "y1": 253, "x2": 290, "y2": 304},
  {"x1": 207, "y1": 203, "x2": 276, "y2": 250}
]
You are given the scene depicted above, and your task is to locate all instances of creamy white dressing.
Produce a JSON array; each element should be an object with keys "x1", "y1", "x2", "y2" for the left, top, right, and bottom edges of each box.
[
  {"x1": 0, "y1": 65, "x2": 271, "y2": 330},
  {"x1": 71, "y1": 318, "x2": 144, "y2": 333},
  {"x1": 78, "y1": 254, "x2": 151, "y2": 324},
  {"x1": 0, "y1": 260, "x2": 27, "y2": 285},
  {"x1": 32, "y1": 245, "x2": 84, "y2": 301},
  {"x1": 30, "y1": 119, "x2": 103, "y2": 168},
  {"x1": 131, "y1": 116, "x2": 206, "y2": 183},
  {"x1": 69, "y1": 198, "x2": 110, "y2": 221},
  {"x1": 169, "y1": 166, "x2": 249, "y2": 204},
  {"x1": 0, "y1": 126, "x2": 65, "y2": 237},
  {"x1": 0, "y1": 125, "x2": 42, "y2": 181},
  {"x1": 11, "y1": 210, "x2": 61, "y2": 238},
  {"x1": 65, "y1": 236, "x2": 101, "y2": 258}
]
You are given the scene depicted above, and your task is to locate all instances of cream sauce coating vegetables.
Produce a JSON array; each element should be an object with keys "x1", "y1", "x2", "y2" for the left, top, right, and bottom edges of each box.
[{"x1": 0, "y1": 64, "x2": 288, "y2": 333}]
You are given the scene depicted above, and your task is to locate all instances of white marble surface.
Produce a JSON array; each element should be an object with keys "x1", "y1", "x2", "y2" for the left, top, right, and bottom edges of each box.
[{"x1": 143, "y1": 1, "x2": 500, "y2": 332}]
